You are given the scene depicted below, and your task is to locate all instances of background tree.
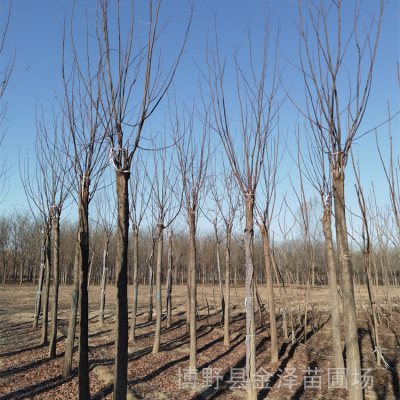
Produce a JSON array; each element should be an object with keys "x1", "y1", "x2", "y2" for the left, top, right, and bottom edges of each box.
[
  {"x1": 293, "y1": 2, "x2": 386, "y2": 397},
  {"x1": 21, "y1": 104, "x2": 68, "y2": 347},
  {"x1": 93, "y1": 1, "x2": 192, "y2": 397},
  {"x1": 145, "y1": 139, "x2": 181, "y2": 354},
  {"x1": 217, "y1": 168, "x2": 240, "y2": 346},
  {"x1": 129, "y1": 154, "x2": 151, "y2": 341},
  {"x1": 94, "y1": 170, "x2": 117, "y2": 326},
  {"x1": 173, "y1": 102, "x2": 210, "y2": 369},
  {"x1": 296, "y1": 120, "x2": 344, "y2": 368},
  {"x1": 35, "y1": 106, "x2": 71, "y2": 359},
  {"x1": 201, "y1": 16, "x2": 280, "y2": 399},
  {"x1": 61, "y1": 8, "x2": 109, "y2": 395},
  {"x1": 254, "y1": 133, "x2": 283, "y2": 361}
]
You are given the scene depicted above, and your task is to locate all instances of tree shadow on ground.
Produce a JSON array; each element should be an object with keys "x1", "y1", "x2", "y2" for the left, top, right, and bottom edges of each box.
[
  {"x1": 0, "y1": 348, "x2": 66, "y2": 379},
  {"x1": 192, "y1": 315, "x2": 330, "y2": 400},
  {"x1": 0, "y1": 372, "x2": 76, "y2": 399},
  {"x1": 0, "y1": 334, "x2": 65, "y2": 363}
]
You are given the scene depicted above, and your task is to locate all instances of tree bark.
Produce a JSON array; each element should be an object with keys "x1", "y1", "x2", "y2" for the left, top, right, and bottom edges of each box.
[
  {"x1": 364, "y1": 248, "x2": 381, "y2": 366},
  {"x1": 260, "y1": 227, "x2": 278, "y2": 362},
  {"x1": 87, "y1": 250, "x2": 95, "y2": 290},
  {"x1": 321, "y1": 210, "x2": 344, "y2": 369},
  {"x1": 333, "y1": 175, "x2": 362, "y2": 400},
  {"x1": 33, "y1": 233, "x2": 46, "y2": 329},
  {"x1": 166, "y1": 232, "x2": 173, "y2": 328},
  {"x1": 99, "y1": 235, "x2": 110, "y2": 326},
  {"x1": 147, "y1": 238, "x2": 155, "y2": 322},
  {"x1": 244, "y1": 199, "x2": 256, "y2": 400},
  {"x1": 113, "y1": 171, "x2": 130, "y2": 400},
  {"x1": 129, "y1": 228, "x2": 138, "y2": 341},
  {"x1": 49, "y1": 215, "x2": 60, "y2": 359},
  {"x1": 188, "y1": 212, "x2": 197, "y2": 369},
  {"x1": 214, "y1": 225, "x2": 225, "y2": 324},
  {"x1": 62, "y1": 238, "x2": 80, "y2": 378},
  {"x1": 153, "y1": 223, "x2": 163, "y2": 354},
  {"x1": 41, "y1": 228, "x2": 51, "y2": 345},
  {"x1": 186, "y1": 272, "x2": 190, "y2": 334},
  {"x1": 224, "y1": 228, "x2": 231, "y2": 346},
  {"x1": 78, "y1": 186, "x2": 90, "y2": 399}
]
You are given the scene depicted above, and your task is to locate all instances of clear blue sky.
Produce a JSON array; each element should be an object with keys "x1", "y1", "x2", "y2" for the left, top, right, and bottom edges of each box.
[{"x1": 0, "y1": 0, "x2": 399, "y2": 240}]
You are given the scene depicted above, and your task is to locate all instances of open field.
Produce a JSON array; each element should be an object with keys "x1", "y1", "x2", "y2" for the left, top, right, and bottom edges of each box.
[{"x1": 1, "y1": 283, "x2": 400, "y2": 399}]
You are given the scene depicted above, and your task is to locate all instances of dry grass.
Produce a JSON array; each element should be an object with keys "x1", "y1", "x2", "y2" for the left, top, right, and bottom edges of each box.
[{"x1": 0, "y1": 282, "x2": 400, "y2": 399}]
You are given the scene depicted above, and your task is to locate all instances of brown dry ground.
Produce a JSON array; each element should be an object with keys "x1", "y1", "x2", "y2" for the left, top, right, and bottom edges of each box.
[{"x1": 0, "y1": 282, "x2": 400, "y2": 399}]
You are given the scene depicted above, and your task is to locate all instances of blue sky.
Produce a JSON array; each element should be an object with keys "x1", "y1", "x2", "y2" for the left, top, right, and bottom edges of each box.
[{"x1": 0, "y1": 0, "x2": 399, "y2": 240}]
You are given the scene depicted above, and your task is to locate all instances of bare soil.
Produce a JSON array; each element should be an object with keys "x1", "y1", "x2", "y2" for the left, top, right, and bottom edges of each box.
[{"x1": 0, "y1": 282, "x2": 400, "y2": 399}]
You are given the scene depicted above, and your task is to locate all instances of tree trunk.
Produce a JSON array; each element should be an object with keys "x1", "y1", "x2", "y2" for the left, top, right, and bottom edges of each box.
[
  {"x1": 62, "y1": 238, "x2": 80, "y2": 378},
  {"x1": 113, "y1": 171, "x2": 130, "y2": 400},
  {"x1": 87, "y1": 250, "x2": 95, "y2": 290},
  {"x1": 41, "y1": 228, "x2": 51, "y2": 345},
  {"x1": 33, "y1": 233, "x2": 46, "y2": 329},
  {"x1": 20, "y1": 260, "x2": 23, "y2": 286},
  {"x1": 244, "y1": 199, "x2": 256, "y2": 400},
  {"x1": 364, "y1": 250, "x2": 381, "y2": 366},
  {"x1": 186, "y1": 271, "x2": 190, "y2": 334},
  {"x1": 321, "y1": 210, "x2": 344, "y2": 369},
  {"x1": 214, "y1": 225, "x2": 225, "y2": 324},
  {"x1": 173, "y1": 256, "x2": 177, "y2": 285},
  {"x1": 99, "y1": 235, "x2": 110, "y2": 326},
  {"x1": 166, "y1": 231, "x2": 173, "y2": 328},
  {"x1": 129, "y1": 228, "x2": 138, "y2": 341},
  {"x1": 49, "y1": 215, "x2": 60, "y2": 359},
  {"x1": 260, "y1": 227, "x2": 278, "y2": 362},
  {"x1": 333, "y1": 175, "x2": 362, "y2": 400},
  {"x1": 153, "y1": 223, "x2": 163, "y2": 354},
  {"x1": 78, "y1": 186, "x2": 90, "y2": 399},
  {"x1": 148, "y1": 237, "x2": 155, "y2": 322},
  {"x1": 188, "y1": 212, "x2": 197, "y2": 369},
  {"x1": 224, "y1": 228, "x2": 231, "y2": 346}
]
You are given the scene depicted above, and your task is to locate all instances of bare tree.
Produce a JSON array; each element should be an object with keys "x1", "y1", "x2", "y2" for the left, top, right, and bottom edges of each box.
[
  {"x1": 254, "y1": 133, "x2": 284, "y2": 362},
  {"x1": 217, "y1": 169, "x2": 240, "y2": 346},
  {"x1": 298, "y1": 123, "x2": 344, "y2": 367},
  {"x1": 129, "y1": 154, "x2": 151, "y2": 341},
  {"x1": 291, "y1": 2, "x2": 386, "y2": 397},
  {"x1": 94, "y1": 171, "x2": 117, "y2": 326},
  {"x1": 91, "y1": 2, "x2": 192, "y2": 397},
  {"x1": 34, "y1": 107, "x2": 71, "y2": 359},
  {"x1": 21, "y1": 105, "x2": 69, "y2": 351},
  {"x1": 350, "y1": 150, "x2": 381, "y2": 366},
  {"x1": 200, "y1": 16, "x2": 280, "y2": 398},
  {"x1": 172, "y1": 101, "x2": 210, "y2": 370},
  {"x1": 60, "y1": 8, "x2": 109, "y2": 396},
  {"x1": 145, "y1": 139, "x2": 181, "y2": 354},
  {"x1": 201, "y1": 172, "x2": 226, "y2": 325}
]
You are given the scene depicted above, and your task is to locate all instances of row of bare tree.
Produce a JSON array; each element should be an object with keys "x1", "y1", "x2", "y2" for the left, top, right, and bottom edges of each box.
[
  {"x1": 2, "y1": 208, "x2": 399, "y2": 289},
  {"x1": 1, "y1": 0, "x2": 398, "y2": 399}
]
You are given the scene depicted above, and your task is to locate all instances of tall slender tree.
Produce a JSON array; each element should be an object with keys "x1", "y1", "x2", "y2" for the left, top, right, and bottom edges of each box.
[
  {"x1": 200, "y1": 16, "x2": 281, "y2": 399},
  {"x1": 145, "y1": 140, "x2": 181, "y2": 354},
  {"x1": 94, "y1": 171, "x2": 117, "y2": 326},
  {"x1": 129, "y1": 154, "x2": 151, "y2": 341},
  {"x1": 60, "y1": 9, "x2": 109, "y2": 397},
  {"x1": 22, "y1": 104, "x2": 70, "y2": 350},
  {"x1": 91, "y1": 2, "x2": 192, "y2": 397},
  {"x1": 254, "y1": 134, "x2": 284, "y2": 362},
  {"x1": 173, "y1": 102, "x2": 210, "y2": 370},
  {"x1": 292, "y1": 2, "x2": 386, "y2": 397}
]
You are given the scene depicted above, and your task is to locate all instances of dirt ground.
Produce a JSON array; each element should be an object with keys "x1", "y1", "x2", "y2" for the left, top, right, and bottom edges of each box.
[{"x1": 1, "y1": 282, "x2": 400, "y2": 399}]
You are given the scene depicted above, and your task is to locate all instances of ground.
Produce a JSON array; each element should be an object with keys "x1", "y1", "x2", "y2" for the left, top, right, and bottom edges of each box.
[{"x1": 0, "y1": 282, "x2": 400, "y2": 399}]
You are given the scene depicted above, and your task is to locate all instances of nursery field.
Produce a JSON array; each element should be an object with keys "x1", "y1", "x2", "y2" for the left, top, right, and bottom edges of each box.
[{"x1": 1, "y1": 283, "x2": 400, "y2": 400}]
